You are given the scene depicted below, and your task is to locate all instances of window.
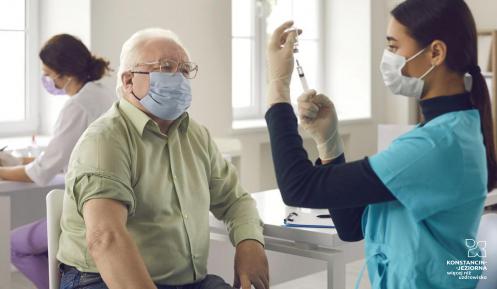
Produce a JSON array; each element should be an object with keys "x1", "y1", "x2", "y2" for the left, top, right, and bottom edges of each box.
[
  {"x1": 0, "y1": 0, "x2": 38, "y2": 136},
  {"x1": 232, "y1": 0, "x2": 324, "y2": 121},
  {"x1": 232, "y1": 0, "x2": 373, "y2": 126}
]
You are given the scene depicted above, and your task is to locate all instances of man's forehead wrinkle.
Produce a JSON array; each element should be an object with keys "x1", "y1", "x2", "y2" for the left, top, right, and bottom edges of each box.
[{"x1": 135, "y1": 39, "x2": 188, "y2": 63}]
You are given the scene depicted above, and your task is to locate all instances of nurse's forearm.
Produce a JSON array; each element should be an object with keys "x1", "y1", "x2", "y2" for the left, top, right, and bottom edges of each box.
[
  {"x1": 265, "y1": 103, "x2": 396, "y2": 209},
  {"x1": 0, "y1": 166, "x2": 33, "y2": 182},
  {"x1": 317, "y1": 155, "x2": 366, "y2": 242}
]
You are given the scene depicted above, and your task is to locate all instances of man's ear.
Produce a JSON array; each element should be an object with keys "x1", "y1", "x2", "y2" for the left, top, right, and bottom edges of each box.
[
  {"x1": 121, "y1": 71, "x2": 134, "y2": 93},
  {"x1": 429, "y1": 40, "x2": 447, "y2": 66}
]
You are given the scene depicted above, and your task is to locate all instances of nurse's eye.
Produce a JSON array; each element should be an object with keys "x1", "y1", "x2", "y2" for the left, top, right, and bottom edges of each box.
[{"x1": 387, "y1": 45, "x2": 398, "y2": 52}]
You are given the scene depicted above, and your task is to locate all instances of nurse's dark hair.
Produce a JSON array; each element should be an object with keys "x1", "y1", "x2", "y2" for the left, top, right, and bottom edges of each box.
[
  {"x1": 392, "y1": 0, "x2": 497, "y2": 191},
  {"x1": 39, "y1": 34, "x2": 111, "y2": 83}
]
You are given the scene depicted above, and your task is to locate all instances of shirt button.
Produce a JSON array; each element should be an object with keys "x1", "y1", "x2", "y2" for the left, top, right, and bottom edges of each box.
[{"x1": 183, "y1": 213, "x2": 188, "y2": 219}]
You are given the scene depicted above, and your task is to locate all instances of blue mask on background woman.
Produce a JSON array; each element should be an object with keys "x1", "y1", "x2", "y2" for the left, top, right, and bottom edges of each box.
[{"x1": 133, "y1": 72, "x2": 192, "y2": 120}]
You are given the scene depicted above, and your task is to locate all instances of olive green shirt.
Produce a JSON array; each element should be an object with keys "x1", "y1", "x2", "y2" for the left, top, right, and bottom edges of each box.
[{"x1": 57, "y1": 99, "x2": 264, "y2": 285}]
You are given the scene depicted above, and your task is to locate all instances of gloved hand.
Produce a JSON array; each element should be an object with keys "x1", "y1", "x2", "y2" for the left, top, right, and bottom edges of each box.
[
  {"x1": 266, "y1": 21, "x2": 299, "y2": 106},
  {"x1": 297, "y1": 90, "x2": 344, "y2": 161},
  {"x1": 0, "y1": 151, "x2": 22, "y2": 167}
]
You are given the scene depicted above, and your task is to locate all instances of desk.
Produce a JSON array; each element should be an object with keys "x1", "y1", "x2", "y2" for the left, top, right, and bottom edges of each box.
[
  {"x1": 0, "y1": 174, "x2": 65, "y2": 228},
  {"x1": 0, "y1": 174, "x2": 64, "y2": 289},
  {"x1": 210, "y1": 189, "x2": 365, "y2": 289}
]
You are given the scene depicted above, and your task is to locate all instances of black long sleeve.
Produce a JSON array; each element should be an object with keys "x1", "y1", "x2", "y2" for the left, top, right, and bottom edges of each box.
[
  {"x1": 316, "y1": 155, "x2": 368, "y2": 241},
  {"x1": 265, "y1": 103, "x2": 396, "y2": 241}
]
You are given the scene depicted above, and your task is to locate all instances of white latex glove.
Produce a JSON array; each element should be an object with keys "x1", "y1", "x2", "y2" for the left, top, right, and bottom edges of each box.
[
  {"x1": 0, "y1": 151, "x2": 22, "y2": 167},
  {"x1": 298, "y1": 90, "x2": 344, "y2": 161},
  {"x1": 266, "y1": 21, "x2": 299, "y2": 106}
]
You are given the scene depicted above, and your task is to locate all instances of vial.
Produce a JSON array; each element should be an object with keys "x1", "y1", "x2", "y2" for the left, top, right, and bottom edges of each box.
[{"x1": 285, "y1": 27, "x2": 300, "y2": 53}]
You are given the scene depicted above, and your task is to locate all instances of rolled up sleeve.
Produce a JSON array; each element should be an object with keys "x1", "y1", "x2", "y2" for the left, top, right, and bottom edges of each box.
[{"x1": 65, "y1": 127, "x2": 136, "y2": 217}]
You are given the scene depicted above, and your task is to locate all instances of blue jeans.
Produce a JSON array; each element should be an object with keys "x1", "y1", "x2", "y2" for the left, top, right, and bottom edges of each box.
[{"x1": 59, "y1": 264, "x2": 234, "y2": 289}]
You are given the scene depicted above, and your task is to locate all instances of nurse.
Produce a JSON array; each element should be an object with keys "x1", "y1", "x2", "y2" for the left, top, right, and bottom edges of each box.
[
  {"x1": 265, "y1": 0, "x2": 497, "y2": 288},
  {"x1": 0, "y1": 34, "x2": 115, "y2": 289}
]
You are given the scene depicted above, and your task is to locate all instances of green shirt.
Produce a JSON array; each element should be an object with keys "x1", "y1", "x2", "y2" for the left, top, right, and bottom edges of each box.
[{"x1": 57, "y1": 99, "x2": 264, "y2": 285}]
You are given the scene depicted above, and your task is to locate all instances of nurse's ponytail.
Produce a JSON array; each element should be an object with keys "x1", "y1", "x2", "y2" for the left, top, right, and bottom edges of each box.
[
  {"x1": 468, "y1": 65, "x2": 497, "y2": 191},
  {"x1": 40, "y1": 34, "x2": 111, "y2": 83},
  {"x1": 392, "y1": 0, "x2": 497, "y2": 191}
]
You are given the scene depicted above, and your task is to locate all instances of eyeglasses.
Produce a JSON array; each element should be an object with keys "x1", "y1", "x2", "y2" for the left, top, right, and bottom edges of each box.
[{"x1": 131, "y1": 59, "x2": 198, "y2": 79}]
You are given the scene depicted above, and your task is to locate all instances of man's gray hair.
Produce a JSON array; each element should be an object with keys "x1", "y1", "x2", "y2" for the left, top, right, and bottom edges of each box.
[{"x1": 115, "y1": 28, "x2": 190, "y2": 98}]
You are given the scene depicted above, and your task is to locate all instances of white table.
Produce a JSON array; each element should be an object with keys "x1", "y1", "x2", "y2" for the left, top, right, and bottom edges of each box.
[
  {"x1": 0, "y1": 174, "x2": 64, "y2": 289},
  {"x1": 0, "y1": 174, "x2": 65, "y2": 228},
  {"x1": 209, "y1": 189, "x2": 365, "y2": 289}
]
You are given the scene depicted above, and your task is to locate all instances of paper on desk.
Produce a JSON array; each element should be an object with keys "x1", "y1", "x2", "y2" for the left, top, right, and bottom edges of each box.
[{"x1": 283, "y1": 211, "x2": 335, "y2": 228}]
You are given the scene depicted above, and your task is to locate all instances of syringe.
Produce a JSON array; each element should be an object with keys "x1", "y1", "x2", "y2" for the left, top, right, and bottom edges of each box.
[
  {"x1": 296, "y1": 59, "x2": 309, "y2": 92},
  {"x1": 289, "y1": 28, "x2": 309, "y2": 92}
]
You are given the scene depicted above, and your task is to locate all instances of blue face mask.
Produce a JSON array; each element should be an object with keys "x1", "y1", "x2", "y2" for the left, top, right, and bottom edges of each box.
[{"x1": 133, "y1": 72, "x2": 192, "y2": 120}]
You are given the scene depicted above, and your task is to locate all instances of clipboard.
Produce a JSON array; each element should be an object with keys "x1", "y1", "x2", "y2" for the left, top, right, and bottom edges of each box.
[{"x1": 283, "y1": 212, "x2": 335, "y2": 229}]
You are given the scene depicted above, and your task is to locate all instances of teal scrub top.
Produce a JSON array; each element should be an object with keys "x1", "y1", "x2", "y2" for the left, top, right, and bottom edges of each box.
[{"x1": 362, "y1": 109, "x2": 487, "y2": 289}]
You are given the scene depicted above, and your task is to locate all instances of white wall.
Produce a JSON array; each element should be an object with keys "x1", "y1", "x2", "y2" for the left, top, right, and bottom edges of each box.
[
  {"x1": 467, "y1": 0, "x2": 497, "y2": 29},
  {"x1": 38, "y1": 0, "x2": 91, "y2": 135},
  {"x1": 90, "y1": 0, "x2": 232, "y2": 137},
  {"x1": 31, "y1": 0, "x2": 398, "y2": 200},
  {"x1": 35, "y1": 0, "x2": 402, "y2": 193},
  {"x1": 37, "y1": 0, "x2": 497, "y2": 185},
  {"x1": 87, "y1": 0, "x2": 378, "y2": 193}
]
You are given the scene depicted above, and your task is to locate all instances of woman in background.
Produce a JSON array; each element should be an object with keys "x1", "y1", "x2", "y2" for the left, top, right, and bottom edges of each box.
[{"x1": 0, "y1": 34, "x2": 115, "y2": 289}]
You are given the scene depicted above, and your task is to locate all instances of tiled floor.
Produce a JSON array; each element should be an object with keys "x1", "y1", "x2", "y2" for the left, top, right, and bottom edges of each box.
[{"x1": 12, "y1": 259, "x2": 370, "y2": 289}]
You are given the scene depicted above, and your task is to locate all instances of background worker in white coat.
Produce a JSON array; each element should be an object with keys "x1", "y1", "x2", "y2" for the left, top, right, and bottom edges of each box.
[{"x1": 3, "y1": 34, "x2": 115, "y2": 289}]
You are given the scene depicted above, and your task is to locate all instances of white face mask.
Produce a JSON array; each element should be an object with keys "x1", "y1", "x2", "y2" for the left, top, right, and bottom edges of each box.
[{"x1": 380, "y1": 48, "x2": 436, "y2": 100}]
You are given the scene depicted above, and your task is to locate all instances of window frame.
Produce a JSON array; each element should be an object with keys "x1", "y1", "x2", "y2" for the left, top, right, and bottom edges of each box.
[
  {"x1": 232, "y1": 0, "x2": 326, "y2": 121},
  {"x1": 232, "y1": 0, "x2": 259, "y2": 120},
  {"x1": 0, "y1": 0, "x2": 39, "y2": 137}
]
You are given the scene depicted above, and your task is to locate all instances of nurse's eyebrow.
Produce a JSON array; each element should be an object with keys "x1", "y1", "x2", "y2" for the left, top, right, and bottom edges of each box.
[{"x1": 386, "y1": 36, "x2": 398, "y2": 42}]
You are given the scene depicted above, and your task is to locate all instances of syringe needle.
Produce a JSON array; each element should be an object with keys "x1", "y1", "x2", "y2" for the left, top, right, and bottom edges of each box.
[{"x1": 296, "y1": 59, "x2": 309, "y2": 92}]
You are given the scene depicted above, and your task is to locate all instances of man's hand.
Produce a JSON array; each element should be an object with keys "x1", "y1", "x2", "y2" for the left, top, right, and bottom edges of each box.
[{"x1": 234, "y1": 240, "x2": 269, "y2": 289}]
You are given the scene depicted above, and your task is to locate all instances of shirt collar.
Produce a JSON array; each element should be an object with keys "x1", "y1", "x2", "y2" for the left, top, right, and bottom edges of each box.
[
  {"x1": 118, "y1": 98, "x2": 189, "y2": 136},
  {"x1": 169, "y1": 112, "x2": 190, "y2": 134},
  {"x1": 419, "y1": 92, "x2": 474, "y2": 124}
]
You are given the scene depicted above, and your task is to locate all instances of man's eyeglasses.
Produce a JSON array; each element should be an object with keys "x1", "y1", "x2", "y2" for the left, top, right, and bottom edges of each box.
[{"x1": 131, "y1": 59, "x2": 198, "y2": 79}]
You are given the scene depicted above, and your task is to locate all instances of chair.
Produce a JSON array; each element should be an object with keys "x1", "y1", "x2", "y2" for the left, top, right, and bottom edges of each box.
[
  {"x1": 46, "y1": 189, "x2": 64, "y2": 289},
  {"x1": 475, "y1": 213, "x2": 497, "y2": 289}
]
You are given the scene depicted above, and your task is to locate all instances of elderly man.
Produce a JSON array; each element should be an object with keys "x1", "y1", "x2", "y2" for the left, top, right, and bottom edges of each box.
[{"x1": 56, "y1": 28, "x2": 269, "y2": 289}]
